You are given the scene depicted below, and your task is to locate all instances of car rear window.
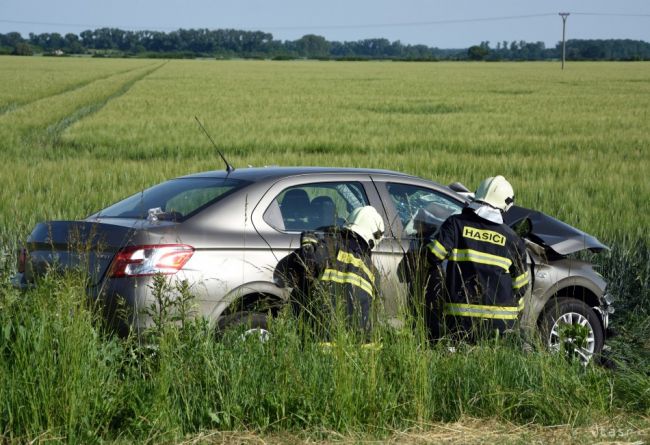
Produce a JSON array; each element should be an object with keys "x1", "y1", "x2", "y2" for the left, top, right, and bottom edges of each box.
[{"x1": 95, "y1": 178, "x2": 249, "y2": 220}]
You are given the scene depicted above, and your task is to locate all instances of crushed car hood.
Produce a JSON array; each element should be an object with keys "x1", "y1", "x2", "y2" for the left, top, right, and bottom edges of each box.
[{"x1": 503, "y1": 206, "x2": 608, "y2": 256}]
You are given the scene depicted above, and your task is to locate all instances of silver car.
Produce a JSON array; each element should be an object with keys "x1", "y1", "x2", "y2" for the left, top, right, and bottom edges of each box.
[{"x1": 14, "y1": 167, "x2": 613, "y2": 361}]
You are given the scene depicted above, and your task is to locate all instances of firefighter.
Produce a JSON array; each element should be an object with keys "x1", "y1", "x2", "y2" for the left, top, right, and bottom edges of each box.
[
  {"x1": 278, "y1": 206, "x2": 385, "y2": 339},
  {"x1": 425, "y1": 175, "x2": 530, "y2": 341}
]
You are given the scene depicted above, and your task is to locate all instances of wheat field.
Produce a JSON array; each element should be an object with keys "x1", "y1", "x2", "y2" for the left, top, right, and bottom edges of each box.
[{"x1": 0, "y1": 56, "x2": 648, "y2": 443}]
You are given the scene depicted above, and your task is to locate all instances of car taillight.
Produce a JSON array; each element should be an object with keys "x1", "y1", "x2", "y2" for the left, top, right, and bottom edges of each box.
[
  {"x1": 109, "y1": 244, "x2": 194, "y2": 278},
  {"x1": 18, "y1": 248, "x2": 26, "y2": 274}
]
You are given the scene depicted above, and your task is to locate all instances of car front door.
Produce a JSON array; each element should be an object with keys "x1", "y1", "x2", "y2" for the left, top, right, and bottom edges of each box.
[{"x1": 371, "y1": 177, "x2": 465, "y2": 322}]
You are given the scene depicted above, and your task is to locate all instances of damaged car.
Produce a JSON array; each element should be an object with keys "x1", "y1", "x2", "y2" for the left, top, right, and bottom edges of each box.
[{"x1": 13, "y1": 166, "x2": 613, "y2": 362}]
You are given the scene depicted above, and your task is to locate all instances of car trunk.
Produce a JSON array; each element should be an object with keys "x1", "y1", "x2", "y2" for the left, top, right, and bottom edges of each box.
[{"x1": 24, "y1": 220, "x2": 141, "y2": 286}]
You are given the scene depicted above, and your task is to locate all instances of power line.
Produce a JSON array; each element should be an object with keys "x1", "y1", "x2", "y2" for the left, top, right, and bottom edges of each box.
[
  {"x1": 0, "y1": 13, "x2": 573, "y2": 33},
  {"x1": 0, "y1": 19, "x2": 180, "y2": 31},
  {"x1": 251, "y1": 14, "x2": 559, "y2": 31},
  {"x1": 571, "y1": 12, "x2": 650, "y2": 17},
  {"x1": 1, "y1": 11, "x2": 648, "y2": 33}
]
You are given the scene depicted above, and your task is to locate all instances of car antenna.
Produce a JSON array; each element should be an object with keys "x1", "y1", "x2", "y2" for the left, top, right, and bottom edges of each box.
[{"x1": 194, "y1": 116, "x2": 234, "y2": 173}]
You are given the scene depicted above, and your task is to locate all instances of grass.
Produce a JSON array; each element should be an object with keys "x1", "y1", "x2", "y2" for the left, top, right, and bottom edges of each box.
[
  {"x1": 0, "y1": 272, "x2": 647, "y2": 443},
  {"x1": 0, "y1": 59, "x2": 647, "y2": 243},
  {"x1": 0, "y1": 56, "x2": 648, "y2": 442}
]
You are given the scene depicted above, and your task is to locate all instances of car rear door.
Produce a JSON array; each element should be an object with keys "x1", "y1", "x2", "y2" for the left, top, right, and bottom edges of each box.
[{"x1": 250, "y1": 173, "x2": 393, "y2": 290}]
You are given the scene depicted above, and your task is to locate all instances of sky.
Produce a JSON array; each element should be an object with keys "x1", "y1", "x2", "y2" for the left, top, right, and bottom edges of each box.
[{"x1": 1, "y1": 0, "x2": 649, "y2": 49}]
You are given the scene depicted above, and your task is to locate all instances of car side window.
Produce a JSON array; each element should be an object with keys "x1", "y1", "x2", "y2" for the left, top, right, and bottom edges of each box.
[
  {"x1": 264, "y1": 182, "x2": 369, "y2": 232},
  {"x1": 386, "y1": 183, "x2": 463, "y2": 238}
]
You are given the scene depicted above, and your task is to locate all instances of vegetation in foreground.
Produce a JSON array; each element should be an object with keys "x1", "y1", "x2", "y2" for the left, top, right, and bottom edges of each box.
[
  {"x1": 0, "y1": 268, "x2": 648, "y2": 443},
  {"x1": 0, "y1": 58, "x2": 648, "y2": 442}
]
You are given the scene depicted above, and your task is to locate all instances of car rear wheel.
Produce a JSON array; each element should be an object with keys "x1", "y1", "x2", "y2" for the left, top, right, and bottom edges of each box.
[
  {"x1": 216, "y1": 311, "x2": 271, "y2": 342},
  {"x1": 540, "y1": 297, "x2": 604, "y2": 365}
]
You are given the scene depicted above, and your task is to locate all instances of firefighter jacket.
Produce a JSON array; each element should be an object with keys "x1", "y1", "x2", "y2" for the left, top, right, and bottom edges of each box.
[
  {"x1": 426, "y1": 206, "x2": 530, "y2": 334},
  {"x1": 278, "y1": 228, "x2": 378, "y2": 335}
]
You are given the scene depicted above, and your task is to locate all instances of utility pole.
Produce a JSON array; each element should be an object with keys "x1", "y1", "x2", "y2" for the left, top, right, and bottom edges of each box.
[{"x1": 559, "y1": 12, "x2": 570, "y2": 70}]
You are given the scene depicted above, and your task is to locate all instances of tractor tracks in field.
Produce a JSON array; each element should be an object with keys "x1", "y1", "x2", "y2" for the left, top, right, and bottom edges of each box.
[
  {"x1": 0, "y1": 61, "x2": 167, "y2": 153},
  {"x1": 0, "y1": 64, "x2": 156, "y2": 117},
  {"x1": 43, "y1": 61, "x2": 167, "y2": 145}
]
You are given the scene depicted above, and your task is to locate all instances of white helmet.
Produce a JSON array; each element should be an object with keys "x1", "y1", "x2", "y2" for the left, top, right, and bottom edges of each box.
[
  {"x1": 474, "y1": 175, "x2": 515, "y2": 212},
  {"x1": 345, "y1": 206, "x2": 385, "y2": 250}
]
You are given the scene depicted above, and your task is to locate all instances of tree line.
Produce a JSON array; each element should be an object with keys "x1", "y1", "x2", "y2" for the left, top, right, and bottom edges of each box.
[{"x1": 1, "y1": 28, "x2": 649, "y2": 61}]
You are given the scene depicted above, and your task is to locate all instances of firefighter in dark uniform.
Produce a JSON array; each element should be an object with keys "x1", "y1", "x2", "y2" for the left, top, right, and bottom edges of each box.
[
  {"x1": 425, "y1": 176, "x2": 530, "y2": 341},
  {"x1": 278, "y1": 206, "x2": 385, "y2": 339}
]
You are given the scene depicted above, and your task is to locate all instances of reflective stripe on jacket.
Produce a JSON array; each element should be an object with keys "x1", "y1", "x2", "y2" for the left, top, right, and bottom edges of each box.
[
  {"x1": 317, "y1": 238, "x2": 376, "y2": 299},
  {"x1": 426, "y1": 207, "x2": 530, "y2": 320}
]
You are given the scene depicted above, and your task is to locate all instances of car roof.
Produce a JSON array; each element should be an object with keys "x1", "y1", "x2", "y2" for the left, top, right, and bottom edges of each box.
[{"x1": 179, "y1": 166, "x2": 421, "y2": 182}]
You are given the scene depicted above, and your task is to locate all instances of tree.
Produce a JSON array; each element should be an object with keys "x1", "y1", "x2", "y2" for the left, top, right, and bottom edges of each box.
[
  {"x1": 467, "y1": 45, "x2": 488, "y2": 60},
  {"x1": 80, "y1": 30, "x2": 94, "y2": 48},
  {"x1": 64, "y1": 33, "x2": 83, "y2": 53},
  {"x1": 13, "y1": 42, "x2": 33, "y2": 55},
  {"x1": 2, "y1": 32, "x2": 24, "y2": 47},
  {"x1": 296, "y1": 34, "x2": 330, "y2": 58}
]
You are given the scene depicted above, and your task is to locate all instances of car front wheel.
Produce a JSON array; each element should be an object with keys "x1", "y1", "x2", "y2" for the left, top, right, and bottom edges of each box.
[{"x1": 540, "y1": 297, "x2": 604, "y2": 365}]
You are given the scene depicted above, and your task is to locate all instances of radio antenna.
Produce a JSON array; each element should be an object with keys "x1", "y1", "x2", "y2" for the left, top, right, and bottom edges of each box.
[{"x1": 194, "y1": 116, "x2": 234, "y2": 173}]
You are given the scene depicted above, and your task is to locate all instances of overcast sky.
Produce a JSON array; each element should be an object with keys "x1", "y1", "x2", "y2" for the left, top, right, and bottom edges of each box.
[{"x1": 2, "y1": 0, "x2": 649, "y2": 48}]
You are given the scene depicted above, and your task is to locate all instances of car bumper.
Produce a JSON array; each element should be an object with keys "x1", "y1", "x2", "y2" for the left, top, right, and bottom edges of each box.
[{"x1": 595, "y1": 292, "x2": 615, "y2": 331}]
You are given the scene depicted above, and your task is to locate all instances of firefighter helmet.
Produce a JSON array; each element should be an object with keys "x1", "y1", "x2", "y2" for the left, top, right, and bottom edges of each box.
[
  {"x1": 474, "y1": 175, "x2": 515, "y2": 212},
  {"x1": 345, "y1": 206, "x2": 385, "y2": 250}
]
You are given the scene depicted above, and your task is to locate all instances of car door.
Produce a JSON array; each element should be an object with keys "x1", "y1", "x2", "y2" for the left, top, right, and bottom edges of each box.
[
  {"x1": 251, "y1": 173, "x2": 390, "y2": 281},
  {"x1": 371, "y1": 176, "x2": 465, "y2": 321}
]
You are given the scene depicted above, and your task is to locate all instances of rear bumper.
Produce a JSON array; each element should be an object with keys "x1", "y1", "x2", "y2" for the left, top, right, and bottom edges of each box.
[{"x1": 89, "y1": 277, "x2": 155, "y2": 337}]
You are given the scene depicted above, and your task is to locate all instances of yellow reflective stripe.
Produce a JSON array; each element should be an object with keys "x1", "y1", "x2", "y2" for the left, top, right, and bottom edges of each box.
[
  {"x1": 301, "y1": 235, "x2": 319, "y2": 246},
  {"x1": 449, "y1": 248, "x2": 512, "y2": 272},
  {"x1": 321, "y1": 269, "x2": 374, "y2": 297},
  {"x1": 319, "y1": 342, "x2": 383, "y2": 351},
  {"x1": 428, "y1": 240, "x2": 448, "y2": 260},
  {"x1": 336, "y1": 250, "x2": 375, "y2": 283},
  {"x1": 443, "y1": 300, "x2": 524, "y2": 320},
  {"x1": 444, "y1": 309, "x2": 518, "y2": 320},
  {"x1": 445, "y1": 302, "x2": 522, "y2": 313},
  {"x1": 512, "y1": 270, "x2": 530, "y2": 289}
]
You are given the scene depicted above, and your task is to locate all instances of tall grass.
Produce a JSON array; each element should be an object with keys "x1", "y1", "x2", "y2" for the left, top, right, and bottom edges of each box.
[
  {"x1": 0, "y1": 60, "x2": 647, "y2": 244},
  {"x1": 1, "y1": 266, "x2": 648, "y2": 443}
]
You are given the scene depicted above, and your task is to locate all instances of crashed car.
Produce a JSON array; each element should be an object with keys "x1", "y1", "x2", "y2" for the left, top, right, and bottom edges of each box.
[{"x1": 14, "y1": 166, "x2": 613, "y2": 362}]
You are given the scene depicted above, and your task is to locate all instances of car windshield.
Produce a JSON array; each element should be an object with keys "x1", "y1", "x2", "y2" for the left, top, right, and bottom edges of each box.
[{"x1": 94, "y1": 177, "x2": 249, "y2": 220}]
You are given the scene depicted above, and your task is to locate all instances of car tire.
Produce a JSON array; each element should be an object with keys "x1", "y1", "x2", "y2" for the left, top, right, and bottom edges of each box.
[
  {"x1": 540, "y1": 297, "x2": 604, "y2": 364},
  {"x1": 216, "y1": 311, "x2": 271, "y2": 342}
]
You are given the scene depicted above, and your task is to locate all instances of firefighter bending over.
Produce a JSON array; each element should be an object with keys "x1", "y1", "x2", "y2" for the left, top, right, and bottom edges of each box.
[
  {"x1": 425, "y1": 175, "x2": 530, "y2": 340},
  {"x1": 278, "y1": 206, "x2": 385, "y2": 338}
]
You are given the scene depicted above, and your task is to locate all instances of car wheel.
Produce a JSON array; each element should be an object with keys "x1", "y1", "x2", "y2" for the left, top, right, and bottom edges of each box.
[
  {"x1": 540, "y1": 297, "x2": 604, "y2": 365},
  {"x1": 216, "y1": 311, "x2": 271, "y2": 342}
]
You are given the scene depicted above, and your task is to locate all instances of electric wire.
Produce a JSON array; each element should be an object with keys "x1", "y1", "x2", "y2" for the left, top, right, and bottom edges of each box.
[{"x1": 1, "y1": 12, "x2": 649, "y2": 33}]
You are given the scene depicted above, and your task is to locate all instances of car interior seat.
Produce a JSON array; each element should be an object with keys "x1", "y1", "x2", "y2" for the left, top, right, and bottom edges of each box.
[
  {"x1": 310, "y1": 195, "x2": 337, "y2": 228},
  {"x1": 280, "y1": 188, "x2": 311, "y2": 230}
]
